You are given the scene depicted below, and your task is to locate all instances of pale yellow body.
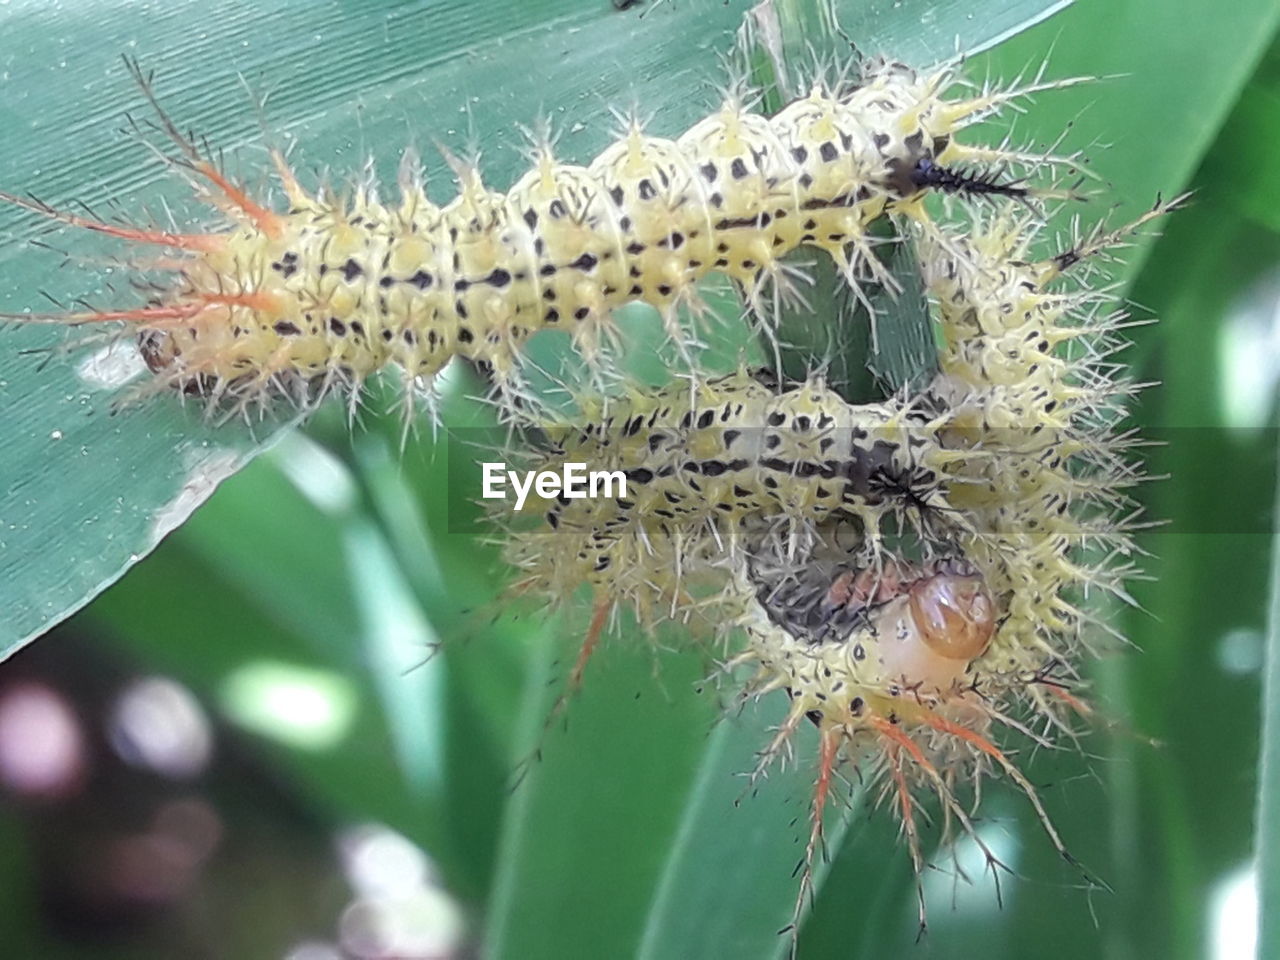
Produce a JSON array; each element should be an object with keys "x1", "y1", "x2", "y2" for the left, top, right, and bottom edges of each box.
[{"x1": 136, "y1": 63, "x2": 1004, "y2": 395}]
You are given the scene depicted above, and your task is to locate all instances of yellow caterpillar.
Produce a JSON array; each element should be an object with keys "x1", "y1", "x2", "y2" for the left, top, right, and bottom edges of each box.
[
  {"x1": 500, "y1": 368, "x2": 952, "y2": 628},
  {"x1": 1, "y1": 57, "x2": 1070, "y2": 418},
  {"x1": 496, "y1": 196, "x2": 1179, "y2": 934}
]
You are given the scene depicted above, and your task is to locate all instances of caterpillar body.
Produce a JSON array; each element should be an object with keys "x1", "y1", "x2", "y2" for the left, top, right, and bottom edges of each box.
[
  {"x1": 501, "y1": 368, "x2": 953, "y2": 626},
  {"x1": 497, "y1": 196, "x2": 1179, "y2": 933},
  {"x1": 1, "y1": 59, "x2": 1070, "y2": 419}
]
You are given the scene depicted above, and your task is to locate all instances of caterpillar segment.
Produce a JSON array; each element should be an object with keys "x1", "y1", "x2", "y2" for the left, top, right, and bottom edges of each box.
[
  {"x1": 497, "y1": 368, "x2": 959, "y2": 634},
  {"x1": 918, "y1": 196, "x2": 1184, "y2": 680},
  {"x1": 4, "y1": 59, "x2": 1078, "y2": 421}
]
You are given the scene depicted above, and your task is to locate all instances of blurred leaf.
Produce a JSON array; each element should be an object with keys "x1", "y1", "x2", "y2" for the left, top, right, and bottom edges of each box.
[{"x1": 1260, "y1": 454, "x2": 1280, "y2": 960}]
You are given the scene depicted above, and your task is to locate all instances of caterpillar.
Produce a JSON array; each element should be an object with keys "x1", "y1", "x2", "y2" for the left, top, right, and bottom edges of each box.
[
  {"x1": 494, "y1": 195, "x2": 1180, "y2": 937},
  {"x1": 0, "y1": 57, "x2": 1077, "y2": 421},
  {"x1": 500, "y1": 367, "x2": 954, "y2": 631}
]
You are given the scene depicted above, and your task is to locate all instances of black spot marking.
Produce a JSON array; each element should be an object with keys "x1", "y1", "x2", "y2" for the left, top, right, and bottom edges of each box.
[{"x1": 714, "y1": 216, "x2": 762, "y2": 231}]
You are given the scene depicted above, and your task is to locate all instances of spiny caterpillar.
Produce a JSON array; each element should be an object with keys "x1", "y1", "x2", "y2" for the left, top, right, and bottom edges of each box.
[
  {"x1": 0, "y1": 57, "x2": 1075, "y2": 420},
  {"x1": 496, "y1": 196, "x2": 1179, "y2": 934},
  {"x1": 500, "y1": 368, "x2": 953, "y2": 629}
]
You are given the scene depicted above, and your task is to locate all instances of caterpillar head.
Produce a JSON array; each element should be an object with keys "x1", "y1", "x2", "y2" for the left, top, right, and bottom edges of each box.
[
  {"x1": 743, "y1": 545, "x2": 997, "y2": 717},
  {"x1": 880, "y1": 567, "x2": 996, "y2": 692},
  {"x1": 818, "y1": 559, "x2": 996, "y2": 697}
]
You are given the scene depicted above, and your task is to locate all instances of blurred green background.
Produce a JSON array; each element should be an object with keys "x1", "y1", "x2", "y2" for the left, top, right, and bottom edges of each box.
[{"x1": 1, "y1": 0, "x2": 1278, "y2": 958}]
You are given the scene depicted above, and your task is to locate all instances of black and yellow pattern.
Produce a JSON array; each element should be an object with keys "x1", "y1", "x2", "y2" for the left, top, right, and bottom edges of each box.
[
  {"x1": 497, "y1": 197, "x2": 1178, "y2": 927},
  {"x1": 2, "y1": 61, "x2": 1057, "y2": 413}
]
